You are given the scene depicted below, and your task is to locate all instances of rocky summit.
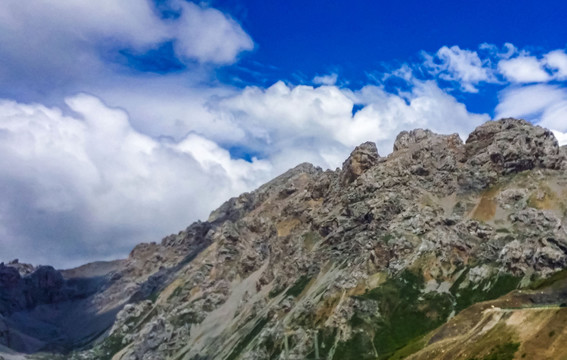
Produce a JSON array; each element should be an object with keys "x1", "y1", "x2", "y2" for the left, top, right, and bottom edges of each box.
[{"x1": 2, "y1": 118, "x2": 567, "y2": 360}]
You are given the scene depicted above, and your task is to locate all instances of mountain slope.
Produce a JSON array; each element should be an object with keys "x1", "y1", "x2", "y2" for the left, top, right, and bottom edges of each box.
[
  {"x1": 401, "y1": 271, "x2": 567, "y2": 360},
  {"x1": 2, "y1": 118, "x2": 567, "y2": 360}
]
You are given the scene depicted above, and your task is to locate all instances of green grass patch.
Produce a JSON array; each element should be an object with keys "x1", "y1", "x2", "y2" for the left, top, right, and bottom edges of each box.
[
  {"x1": 453, "y1": 273, "x2": 521, "y2": 313},
  {"x1": 168, "y1": 285, "x2": 184, "y2": 300},
  {"x1": 302, "y1": 231, "x2": 321, "y2": 251},
  {"x1": 529, "y1": 268, "x2": 567, "y2": 290},
  {"x1": 268, "y1": 286, "x2": 284, "y2": 298},
  {"x1": 95, "y1": 333, "x2": 125, "y2": 360},
  {"x1": 264, "y1": 334, "x2": 282, "y2": 360},
  {"x1": 468, "y1": 342, "x2": 520, "y2": 360},
  {"x1": 285, "y1": 275, "x2": 312, "y2": 297},
  {"x1": 170, "y1": 311, "x2": 202, "y2": 327},
  {"x1": 147, "y1": 290, "x2": 160, "y2": 303},
  {"x1": 226, "y1": 317, "x2": 269, "y2": 360},
  {"x1": 381, "y1": 233, "x2": 395, "y2": 243},
  {"x1": 389, "y1": 335, "x2": 429, "y2": 360},
  {"x1": 333, "y1": 331, "x2": 376, "y2": 360},
  {"x1": 355, "y1": 270, "x2": 453, "y2": 359}
]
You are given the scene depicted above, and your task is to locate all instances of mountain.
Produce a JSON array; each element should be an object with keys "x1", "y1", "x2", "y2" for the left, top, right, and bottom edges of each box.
[{"x1": 2, "y1": 118, "x2": 567, "y2": 360}]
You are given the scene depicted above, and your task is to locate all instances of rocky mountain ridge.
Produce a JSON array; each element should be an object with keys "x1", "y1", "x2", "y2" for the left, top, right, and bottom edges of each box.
[{"x1": 2, "y1": 118, "x2": 567, "y2": 360}]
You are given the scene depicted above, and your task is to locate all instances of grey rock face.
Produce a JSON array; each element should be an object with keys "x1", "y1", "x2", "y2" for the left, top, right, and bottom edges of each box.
[
  {"x1": 340, "y1": 141, "x2": 380, "y2": 185},
  {"x1": 461, "y1": 118, "x2": 565, "y2": 190},
  {"x1": 0, "y1": 264, "x2": 66, "y2": 316}
]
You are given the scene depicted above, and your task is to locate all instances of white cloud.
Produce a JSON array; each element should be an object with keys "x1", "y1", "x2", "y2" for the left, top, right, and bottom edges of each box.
[
  {"x1": 423, "y1": 45, "x2": 496, "y2": 92},
  {"x1": 421, "y1": 45, "x2": 567, "y2": 89},
  {"x1": 552, "y1": 130, "x2": 567, "y2": 146},
  {"x1": 91, "y1": 75, "x2": 244, "y2": 143},
  {"x1": 538, "y1": 100, "x2": 567, "y2": 132},
  {"x1": 0, "y1": 0, "x2": 253, "y2": 94},
  {"x1": 544, "y1": 50, "x2": 567, "y2": 80},
  {"x1": 495, "y1": 84, "x2": 566, "y2": 119},
  {"x1": 495, "y1": 84, "x2": 567, "y2": 130},
  {"x1": 0, "y1": 95, "x2": 271, "y2": 267},
  {"x1": 313, "y1": 73, "x2": 338, "y2": 86},
  {"x1": 172, "y1": 1, "x2": 253, "y2": 64},
  {"x1": 212, "y1": 79, "x2": 489, "y2": 164},
  {"x1": 479, "y1": 42, "x2": 517, "y2": 60},
  {"x1": 498, "y1": 56, "x2": 552, "y2": 83}
]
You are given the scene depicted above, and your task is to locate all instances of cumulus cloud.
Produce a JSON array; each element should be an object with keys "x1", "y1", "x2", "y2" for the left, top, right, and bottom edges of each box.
[
  {"x1": 498, "y1": 56, "x2": 552, "y2": 83},
  {"x1": 91, "y1": 76, "x2": 243, "y2": 143},
  {"x1": 421, "y1": 45, "x2": 567, "y2": 89},
  {"x1": 495, "y1": 84, "x2": 567, "y2": 128},
  {"x1": 0, "y1": 0, "x2": 253, "y2": 96},
  {"x1": 423, "y1": 45, "x2": 496, "y2": 92},
  {"x1": 171, "y1": 1, "x2": 253, "y2": 64},
  {"x1": 211, "y1": 79, "x2": 489, "y2": 166},
  {"x1": 544, "y1": 50, "x2": 567, "y2": 80},
  {"x1": 495, "y1": 84, "x2": 565, "y2": 119},
  {"x1": 0, "y1": 95, "x2": 271, "y2": 267}
]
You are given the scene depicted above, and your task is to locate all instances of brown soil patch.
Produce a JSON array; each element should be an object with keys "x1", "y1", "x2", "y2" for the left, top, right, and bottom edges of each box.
[
  {"x1": 276, "y1": 218, "x2": 301, "y2": 237},
  {"x1": 471, "y1": 194, "x2": 497, "y2": 221},
  {"x1": 528, "y1": 185, "x2": 560, "y2": 211},
  {"x1": 158, "y1": 278, "x2": 184, "y2": 304},
  {"x1": 519, "y1": 309, "x2": 567, "y2": 360},
  {"x1": 314, "y1": 294, "x2": 341, "y2": 326}
]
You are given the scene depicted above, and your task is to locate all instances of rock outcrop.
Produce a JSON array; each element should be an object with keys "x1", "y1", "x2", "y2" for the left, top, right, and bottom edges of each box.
[
  {"x1": 461, "y1": 118, "x2": 565, "y2": 190},
  {"x1": 340, "y1": 141, "x2": 380, "y2": 185}
]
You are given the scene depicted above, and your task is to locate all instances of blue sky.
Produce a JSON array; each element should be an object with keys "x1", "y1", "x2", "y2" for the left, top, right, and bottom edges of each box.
[
  {"x1": 0, "y1": 0, "x2": 566, "y2": 267},
  {"x1": 213, "y1": 0, "x2": 567, "y2": 86}
]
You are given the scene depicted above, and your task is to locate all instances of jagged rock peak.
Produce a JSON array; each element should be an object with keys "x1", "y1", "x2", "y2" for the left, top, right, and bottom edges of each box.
[
  {"x1": 208, "y1": 162, "x2": 323, "y2": 223},
  {"x1": 465, "y1": 118, "x2": 565, "y2": 173},
  {"x1": 393, "y1": 128, "x2": 462, "y2": 152},
  {"x1": 3, "y1": 259, "x2": 35, "y2": 276},
  {"x1": 340, "y1": 141, "x2": 380, "y2": 185}
]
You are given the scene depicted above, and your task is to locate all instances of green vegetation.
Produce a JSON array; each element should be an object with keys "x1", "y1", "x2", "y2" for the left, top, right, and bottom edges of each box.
[
  {"x1": 268, "y1": 286, "x2": 284, "y2": 298},
  {"x1": 529, "y1": 268, "x2": 567, "y2": 290},
  {"x1": 170, "y1": 311, "x2": 201, "y2": 327},
  {"x1": 389, "y1": 336, "x2": 429, "y2": 360},
  {"x1": 226, "y1": 317, "x2": 269, "y2": 360},
  {"x1": 168, "y1": 285, "x2": 184, "y2": 300},
  {"x1": 302, "y1": 231, "x2": 321, "y2": 251},
  {"x1": 95, "y1": 333, "x2": 125, "y2": 360},
  {"x1": 342, "y1": 267, "x2": 523, "y2": 359},
  {"x1": 264, "y1": 334, "x2": 282, "y2": 360},
  {"x1": 316, "y1": 328, "x2": 338, "y2": 359},
  {"x1": 333, "y1": 331, "x2": 376, "y2": 360},
  {"x1": 354, "y1": 270, "x2": 453, "y2": 359},
  {"x1": 285, "y1": 275, "x2": 312, "y2": 297},
  {"x1": 148, "y1": 290, "x2": 160, "y2": 303},
  {"x1": 468, "y1": 342, "x2": 520, "y2": 360},
  {"x1": 380, "y1": 233, "x2": 395, "y2": 243},
  {"x1": 452, "y1": 271, "x2": 522, "y2": 313},
  {"x1": 126, "y1": 307, "x2": 157, "y2": 333}
]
